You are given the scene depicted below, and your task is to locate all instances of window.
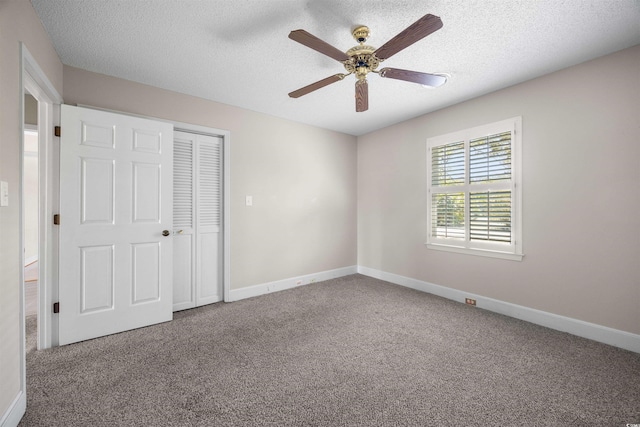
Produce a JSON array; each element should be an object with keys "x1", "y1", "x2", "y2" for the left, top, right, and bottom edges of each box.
[{"x1": 426, "y1": 117, "x2": 522, "y2": 260}]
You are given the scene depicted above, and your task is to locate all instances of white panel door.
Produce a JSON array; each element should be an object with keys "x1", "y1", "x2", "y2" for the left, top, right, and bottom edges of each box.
[{"x1": 59, "y1": 105, "x2": 173, "y2": 345}]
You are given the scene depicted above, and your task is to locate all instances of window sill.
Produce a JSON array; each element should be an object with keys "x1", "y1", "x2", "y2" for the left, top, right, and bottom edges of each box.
[{"x1": 425, "y1": 243, "x2": 524, "y2": 261}]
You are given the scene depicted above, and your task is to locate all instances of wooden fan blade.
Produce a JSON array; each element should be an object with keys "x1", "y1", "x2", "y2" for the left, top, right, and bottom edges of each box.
[
  {"x1": 289, "y1": 29, "x2": 350, "y2": 62},
  {"x1": 355, "y1": 80, "x2": 368, "y2": 112},
  {"x1": 379, "y1": 68, "x2": 447, "y2": 87},
  {"x1": 288, "y1": 74, "x2": 346, "y2": 98},
  {"x1": 373, "y1": 14, "x2": 443, "y2": 60}
]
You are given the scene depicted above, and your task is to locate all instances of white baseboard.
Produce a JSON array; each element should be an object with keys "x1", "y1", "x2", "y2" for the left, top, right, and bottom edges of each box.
[
  {"x1": 227, "y1": 265, "x2": 358, "y2": 302},
  {"x1": 0, "y1": 391, "x2": 25, "y2": 427},
  {"x1": 357, "y1": 266, "x2": 640, "y2": 354}
]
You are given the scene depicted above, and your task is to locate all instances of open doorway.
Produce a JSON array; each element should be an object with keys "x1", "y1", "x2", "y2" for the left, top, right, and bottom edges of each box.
[
  {"x1": 23, "y1": 93, "x2": 39, "y2": 352},
  {"x1": 21, "y1": 44, "x2": 63, "y2": 354},
  {"x1": 14, "y1": 42, "x2": 63, "y2": 423}
]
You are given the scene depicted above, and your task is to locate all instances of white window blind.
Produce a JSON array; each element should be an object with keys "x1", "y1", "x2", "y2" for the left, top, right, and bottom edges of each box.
[
  {"x1": 469, "y1": 190, "x2": 511, "y2": 242},
  {"x1": 431, "y1": 141, "x2": 465, "y2": 186},
  {"x1": 431, "y1": 192, "x2": 465, "y2": 239},
  {"x1": 426, "y1": 117, "x2": 522, "y2": 260},
  {"x1": 469, "y1": 131, "x2": 511, "y2": 183}
]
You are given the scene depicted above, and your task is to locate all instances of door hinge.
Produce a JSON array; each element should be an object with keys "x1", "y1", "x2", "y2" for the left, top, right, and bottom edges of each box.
[
  {"x1": 54, "y1": 126, "x2": 61, "y2": 137},
  {"x1": 53, "y1": 214, "x2": 60, "y2": 225},
  {"x1": 53, "y1": 302, "x2": 60, "y2": 313}
]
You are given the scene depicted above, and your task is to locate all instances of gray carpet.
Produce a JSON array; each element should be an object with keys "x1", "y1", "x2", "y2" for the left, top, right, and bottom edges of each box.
[{"x1": 20, "y1": 274, "x2": 640, "y2": 426}]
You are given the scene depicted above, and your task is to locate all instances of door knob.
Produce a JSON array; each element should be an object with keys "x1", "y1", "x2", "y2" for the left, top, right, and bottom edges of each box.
[{"x1": 162, "y1": 230, "x2": 170, "y2": 236}]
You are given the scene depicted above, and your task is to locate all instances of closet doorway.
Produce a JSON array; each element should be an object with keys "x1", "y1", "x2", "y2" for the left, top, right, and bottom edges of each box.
[{"x1": 173, "y1": 130, "x2": 224, "y2": 311}]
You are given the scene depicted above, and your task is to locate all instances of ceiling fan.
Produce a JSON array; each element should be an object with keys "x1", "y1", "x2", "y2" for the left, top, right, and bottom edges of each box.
[{"x1": 287, "y1": 13, "x2": 447, "y2": 112}]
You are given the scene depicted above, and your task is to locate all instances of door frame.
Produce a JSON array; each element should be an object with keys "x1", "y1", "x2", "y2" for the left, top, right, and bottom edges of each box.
[
  {"x1": 20, "y1": 44, "x2": 62, "y2": 353},
  {"x1": 13, "y1": 43, "x2": 63, "y2": 424},
  {"x1": 77, "y1": 105, "x2": 231, "y2": 303}
]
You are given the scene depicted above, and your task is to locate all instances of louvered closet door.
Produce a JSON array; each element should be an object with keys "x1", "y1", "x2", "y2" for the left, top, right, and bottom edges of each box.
[
  {"x1": 195, "y1": 134, "x2": 223, "y2": 305},
  {"x1": 172, "y1": 131, "x2": 223, "y2": 311},
  {"x1": 173, "y1": 132, "x2": 196, "y2": 311}
]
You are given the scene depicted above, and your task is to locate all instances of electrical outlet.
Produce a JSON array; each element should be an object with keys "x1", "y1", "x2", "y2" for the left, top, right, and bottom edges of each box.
[{"x1": 465, "y1": 298, "x2": 476, "y2": 306}]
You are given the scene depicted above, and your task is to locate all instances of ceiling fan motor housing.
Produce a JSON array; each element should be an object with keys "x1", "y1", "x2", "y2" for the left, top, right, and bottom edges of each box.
[
  {"x1": 344, "y1": 45, "x2": 381, "y2": 81},
  {"x1": 346, "y1": 26, "x2": 381, "y2": 80}
]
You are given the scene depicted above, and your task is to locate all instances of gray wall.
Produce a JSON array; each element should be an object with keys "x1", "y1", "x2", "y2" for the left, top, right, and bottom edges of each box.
[{"x1": 358, "y1": 45, "x2": 640, "y2": 335}]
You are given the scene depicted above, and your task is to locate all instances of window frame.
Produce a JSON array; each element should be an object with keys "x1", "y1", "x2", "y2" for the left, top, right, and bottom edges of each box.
[{"x1": 426, "y1": 117, "x2": 523, "y2": 261}]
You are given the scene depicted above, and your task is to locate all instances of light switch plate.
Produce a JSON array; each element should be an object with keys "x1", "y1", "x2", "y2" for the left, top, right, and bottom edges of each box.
[
  {"x1": 245, "y1": 195, "x2": 253, "y2": 206},
  {"x1": 0, "y1": 181, "x2": 8, "y2": 206}
]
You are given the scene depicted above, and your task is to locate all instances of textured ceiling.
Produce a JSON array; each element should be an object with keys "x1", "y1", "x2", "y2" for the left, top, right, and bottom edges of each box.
[{"x1": 31, "y1": 0, "x2": 640, "y2": 136}]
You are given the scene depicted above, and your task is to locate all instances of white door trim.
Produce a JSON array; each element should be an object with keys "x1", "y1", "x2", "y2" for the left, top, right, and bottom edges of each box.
[
  {"x1": 20, "y1": 44, "x2": 62, "y2": 349},
  {"x1": 75, "y1": 105, "x2": 231, "y2": 303},
  {"x1": 10, "y1": 43, "x2": 63, "y2": 427}
]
